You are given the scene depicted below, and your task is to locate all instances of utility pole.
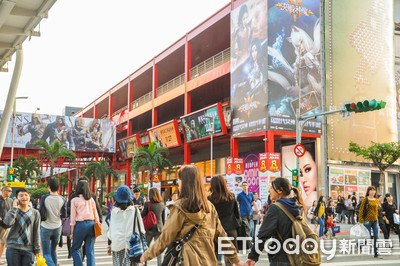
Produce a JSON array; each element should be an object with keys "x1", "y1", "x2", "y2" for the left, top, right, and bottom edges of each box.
[{"x1": 204, "y1": 116, "x2": 215, "y2": 178}]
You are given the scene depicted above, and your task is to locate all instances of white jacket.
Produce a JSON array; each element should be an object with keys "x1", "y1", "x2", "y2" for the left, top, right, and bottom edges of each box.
[{"x1": 107, "y1": 206, "x2": 145, "y2": 252}]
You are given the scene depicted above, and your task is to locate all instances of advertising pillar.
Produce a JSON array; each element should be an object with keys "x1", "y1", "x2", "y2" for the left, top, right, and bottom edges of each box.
[
  {"x1": 226, "y1": 157, "x2": 245, "y2": 197},
  {"x1": 259, "y1": 153, "x2": 281, "y2": 205}
]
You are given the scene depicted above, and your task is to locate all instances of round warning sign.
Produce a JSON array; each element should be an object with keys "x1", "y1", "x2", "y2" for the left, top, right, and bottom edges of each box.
[{"x1": 294, "y1": 144, "x2": 306, "y2": 157}]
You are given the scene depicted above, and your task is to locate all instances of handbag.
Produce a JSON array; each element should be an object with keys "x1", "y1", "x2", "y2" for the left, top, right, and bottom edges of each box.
[
  {"x1": 236, "y1": 217, "x2": 251, "y2": 251},
  {"x1": 161, "y1": 224, "x2": 199, "y2": 266},
  {"x1": 91, "y1": 199, "x2": 102, "y2": 238},
  {"x1": 142, "y1": 201, "x2": 158, "y2": 231},
  {"x1": 393, "y1": 213, "x2": 400, "y2": 225},
  {"x1": 39, "y1": 195, "x2": 48, "y2": 222},
  {"x1": 129, "y1": 207, "x2": 148, "y2": 263},
  {"x1": 62, "y1": 217, "x2": 71, "y2": 236},
  {"x1": 332, "y1": 225, "x2": 341, "y2": 234}
]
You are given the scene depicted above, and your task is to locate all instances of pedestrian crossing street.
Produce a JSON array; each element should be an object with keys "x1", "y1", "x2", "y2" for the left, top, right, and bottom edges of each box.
[{"x1": 0, "y1": 237, "x2": 399, "y2": 265}]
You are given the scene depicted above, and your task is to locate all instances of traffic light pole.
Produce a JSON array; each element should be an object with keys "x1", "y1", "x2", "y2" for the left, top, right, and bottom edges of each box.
[{"x1": 295, "y1": 108, "x2": 346, "y2": 187}]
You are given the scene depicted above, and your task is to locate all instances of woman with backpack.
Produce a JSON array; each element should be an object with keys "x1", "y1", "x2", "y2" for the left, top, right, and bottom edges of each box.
[
  {"x1": 107, "y1": 185, "x2": 144, "y2": 266},
  {"x1": 208, "y1": 175, "x2": 241, "y2": 266},
  {"x1": 247, "y1": 177, "x2": 308, "y2": 265},
  {"x1": 359, "y1": 186, "x2": 381, "y2": 259},
  {"x1": 139, "y1": 165, "x2": 244, "y2": 265},
  {"x1": 314, "y1": 196, "x2": 326, "y2": 238},
  {"x1": 141, "y1": 187, "x2": 165, "y2": 266},
  {"x1": 382, "y1": 193, "x2": 400, "y2": 243}
]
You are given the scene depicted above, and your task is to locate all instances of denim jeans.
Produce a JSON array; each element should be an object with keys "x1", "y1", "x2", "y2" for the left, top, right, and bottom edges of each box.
[
  {"x1": 241, "y1": 215, "x2": 253, "y2": 242},
  {"x1": 105, "y1": 213, "x2": 111, "y2": 227},
  {"x1": 71, "y1": 220, "x2": 95, "y2": 266},
  {"x1": 252, "y1": 218, "x2": 259, "y2": 241},
  {"x1": 270, "y1": 261, "x2": 292, "y2": 266},
  {"x1": 363, "y1": 220, "x2": 379, "y2": 256},
  {"x1": 41, "y1": 226, "x2": 62, "y2": 266},
  {"x1": 318, "y1": 217, "x2": 325, "y2": 237},
  {"x1": 6, "y1": 247, "x2": 35, "y2": 266}
]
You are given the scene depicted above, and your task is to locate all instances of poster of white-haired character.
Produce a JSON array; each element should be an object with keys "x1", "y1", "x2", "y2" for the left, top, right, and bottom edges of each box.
[{"x1": 267, "y1": 0, "x2": 322, "y2": 134}]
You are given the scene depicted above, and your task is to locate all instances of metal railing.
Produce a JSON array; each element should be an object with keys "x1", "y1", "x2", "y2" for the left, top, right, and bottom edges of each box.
[
  {"x1": 112, "y1": 105, "x2": 128, "y2": 116},
  {"x1": 131, "y1": 91, "x2": 153, "y2": 109},
  {"x1": 156, "y1": 73, "x2": 185, "y2": 97},
  {"x1": 189, "y1": 47, "x2": 230, "y2": 80}
]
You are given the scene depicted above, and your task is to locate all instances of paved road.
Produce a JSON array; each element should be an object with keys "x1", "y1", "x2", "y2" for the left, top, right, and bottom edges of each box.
[{"x1": 0, "y1": 220, "x2": 399, "y2": 265}]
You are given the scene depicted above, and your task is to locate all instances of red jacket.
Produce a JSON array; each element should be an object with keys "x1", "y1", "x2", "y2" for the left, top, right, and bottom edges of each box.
[{"x1": 327, "y1": 218, "x2": 334, "y2": 228}]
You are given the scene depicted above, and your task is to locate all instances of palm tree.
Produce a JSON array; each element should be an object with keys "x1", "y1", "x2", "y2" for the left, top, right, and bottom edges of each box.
[
  {"x1": 83, "y1": 159, "x2": 118, "y2": 201},
  {"x1": 131, "y1": 141, "x2": 173, "y2": 188},
  {"x1": 34, "y1": 140, "x2": 76, "y2": 177},
  {"x1": 13, "y1": 155, "x2": 42, "y2": 182}
]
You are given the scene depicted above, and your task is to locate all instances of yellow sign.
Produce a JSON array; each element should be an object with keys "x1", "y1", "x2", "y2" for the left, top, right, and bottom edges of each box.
[
  {"x1": 6, "y1": 182, "x2": 25, "y2": 187},
  {"x1": 8, "y1": 168, "x2": 15, "y2": 175}
]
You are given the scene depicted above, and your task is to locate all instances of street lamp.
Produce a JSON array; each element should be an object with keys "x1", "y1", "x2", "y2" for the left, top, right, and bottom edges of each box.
[
  {"x1": 204, "y1": 116, "x2": 215, "y2": 179},
  {"x1": 34, "y1": 107, "x2": 40, "y2": 114},
  {"x1": 10, "y1": 96, "x2": 28, "y2": 167}
]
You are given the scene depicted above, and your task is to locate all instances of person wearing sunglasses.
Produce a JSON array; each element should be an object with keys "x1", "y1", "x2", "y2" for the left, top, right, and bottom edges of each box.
[{"x1": 0, "y1": 186, "x2": 13, "y2": 265}]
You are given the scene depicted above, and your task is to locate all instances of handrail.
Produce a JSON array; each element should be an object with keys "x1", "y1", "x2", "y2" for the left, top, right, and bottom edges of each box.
[
  {"x1": 189, "y1": 47, "x2": 230, "y2": 80},
  {"x1": 131, "y1": 91, "x2": 153, "y2": 109},
  {"x1": 112, "y1": 105, "x2": 128, "y2": 116},
  {"x1": 156, "y1": 73, "x2": 185, "y2": 97}
]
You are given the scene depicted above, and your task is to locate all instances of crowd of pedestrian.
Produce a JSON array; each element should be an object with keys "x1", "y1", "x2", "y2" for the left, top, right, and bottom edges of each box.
[{"x1": 0, "y1": 170, "x2": 398, "y2": 265}]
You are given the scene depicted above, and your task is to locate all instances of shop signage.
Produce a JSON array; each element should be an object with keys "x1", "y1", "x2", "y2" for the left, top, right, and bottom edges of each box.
[
  {"x1": 148, "y1": 120, "x2": 181, "y2": 148},
  {"x1": 259, "y1": 153, "x2": 281, "y2": 205},
  {"x1": 329, "y1": 167, "x2": 371, "y2": 201},
  {"x1": 118, "y1": 135, "x2": 139, "y2": 158},
  {"x1": 226, "y1": 157, "x2": 245, "y2": 197},
  {"x1": 180, "y1": 103, "x2": 227, "y2": 143}
]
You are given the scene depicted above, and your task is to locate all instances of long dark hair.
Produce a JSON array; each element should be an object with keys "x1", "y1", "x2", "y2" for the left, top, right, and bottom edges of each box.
[
  {"x1": 271, "y1": 177, "x2": 291, "y2": 196},
  {"x1": 209, "y1": 175, "x2": 235, "y2": 204},
  {"x1": 115, "y1": 201, "x2": 132, "y2": 211},
  {"x1": 149, "y1": 187, "x2": 162, "y2": 203},
  {"x1": 366, "y1": 186, "x2": 377, "y2": 198},
  {"x1": 291, "y1": 187, "x2": 305, "y2": 211},
  {"x1": 318, "y1": 195, "x2": 325, "y2": 203},
  {"x1": 76, "y1": 181, "x2": 92, "y2": 200},
  {"x1": 179, "y1": 165, "x2": 210, "y2": 213}
]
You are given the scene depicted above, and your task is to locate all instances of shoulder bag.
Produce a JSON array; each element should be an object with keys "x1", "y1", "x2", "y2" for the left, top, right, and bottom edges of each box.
[
  {"x1": 161, "y1": 224, "x2": 199, "y2": 266},
  {"x1": 91, "y1": 199, "x2": 102, "y2": 238},
  {"x1": 129, "y1": 207, "x2": 148, "y2": 263},
  {"x1": 362, "y1": 198, "x2": 369, "y2": 220},
  {"x1": 142, "y1": 201, "x2": 158, "y2": 231}
]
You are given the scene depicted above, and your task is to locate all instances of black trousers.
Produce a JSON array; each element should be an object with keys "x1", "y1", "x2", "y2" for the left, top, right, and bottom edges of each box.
[{"x1": 384, "y1": 222, "x2": 400, "y2": 242}]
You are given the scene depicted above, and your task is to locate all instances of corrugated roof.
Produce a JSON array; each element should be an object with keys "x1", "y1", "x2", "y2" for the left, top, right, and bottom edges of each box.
[{"x1": 0, "y1": 0, "x2": 57, "y2": 72}]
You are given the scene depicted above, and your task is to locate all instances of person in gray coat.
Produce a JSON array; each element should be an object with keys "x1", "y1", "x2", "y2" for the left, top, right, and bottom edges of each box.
[{"x1": 141, "y1": 187, "x2": 165, "y2": 266}]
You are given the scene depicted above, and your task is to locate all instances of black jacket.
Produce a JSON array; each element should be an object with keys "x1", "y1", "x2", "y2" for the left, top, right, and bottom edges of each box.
[
  {"x1": 208, "y1": 197, "x2": 240, "y2": 232},
  {"x1": 336, "y1": 199, "x2": 345, "y2": 213},
  {"x1": 248, "y1": 198, "x2": 301, "y2": 263}
]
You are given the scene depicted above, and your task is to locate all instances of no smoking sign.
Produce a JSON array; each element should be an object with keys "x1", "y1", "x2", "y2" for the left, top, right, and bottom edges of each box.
[{"x1": 294, "y1": 144, "x2": 306, "y2": 157}]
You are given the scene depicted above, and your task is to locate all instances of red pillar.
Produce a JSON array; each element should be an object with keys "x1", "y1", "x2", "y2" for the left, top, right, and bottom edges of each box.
[
  {"x1": 93, "y1": 105, "x2": 98, "y2": 119},
  {"x1": 128, "y1": 80, "x2": 133, "y2": 136},
  {"x1": 107, "y1": 175, "x2": 111, "y2": 193},
  {"x1": 266, "y1": 131, "x2": 275, "y2": 153},
  {"x1": 68, "y1": 171, "x2": 72, "y2": 196},
  {"x1": 126, "y1": 160, "x2": 132, "y2": 188},
  {"x1": 91, "y1": 177, "x2": 96, "y2": 193},
  {"x1": 184, "y1": 143, "x2": 191, "y2": 164},
  {"x1": 231, "y1": 138, "x2": 239, "y2": 158},
  {"x1": 152, "y1": 63, "x2": 158, "y2": 127}
]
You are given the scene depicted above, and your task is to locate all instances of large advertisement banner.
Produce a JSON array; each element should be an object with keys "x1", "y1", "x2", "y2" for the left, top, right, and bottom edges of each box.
[
  {"x1": 118, "y1": 135, "x2": 139, "y2": 158},
  {"x1": 281, "y1": 142, "x2": 317, "y2": 207},
  {"x1": 148, "y1": 120, "x2": 181, "y2": 148},
  {"x1": 230, "y1": 0, "x2": 269, "y2": 137},
  {"x1": 180, "y1": 103, "x2": 227, "y2": 143},
  {"x1": 326, "y1": 0, "x2": 396, "y2": 161},
  {"x1": 328, "y1": 167, "x2": 371, "y2": 201},
  {"x1": 0, "y1": 111, "x2": 116, "y2": 152},
  {"x1": 226, "y1": 157, "x2": 245, "y2": 197},
  {"x1": 267, "y1": 0, "x2": 322, "y2": 134},
  {"x1": 259, "y1": 153, "x2": 281, "y2": 205}
]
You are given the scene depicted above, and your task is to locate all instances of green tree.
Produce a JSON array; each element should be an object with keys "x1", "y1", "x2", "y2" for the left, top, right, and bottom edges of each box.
[
  {"x1": 131, "y1": 141, "x2": 173, "y2": 188},
  {"x1": 34, "y1": 140, "x2": 76, "y2": 176},
  {"x1": 13, "y1": 155, "x2": 42, "y2": 182},
  {"x1": 83, "y1": 159, "x2": 118, "y2": 201},
  {"x1": 349, "y1": 141, "x2": 400, "y2": 194},
  {"x1": 30, "y1": 187, "x2": 50, "y2": 199}
]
